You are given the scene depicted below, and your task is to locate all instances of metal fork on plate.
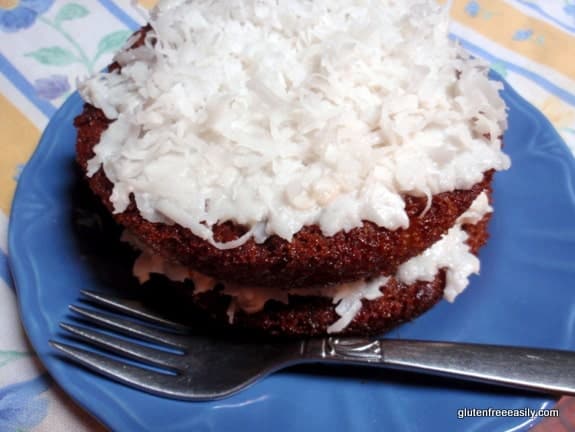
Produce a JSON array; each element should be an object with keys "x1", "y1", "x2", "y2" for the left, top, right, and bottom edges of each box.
[{"x1": 50, "y1": 290, "x2": 575, "y2": 400}]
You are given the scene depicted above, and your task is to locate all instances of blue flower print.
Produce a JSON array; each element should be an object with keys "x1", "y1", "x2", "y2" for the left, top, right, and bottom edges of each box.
[
  {"x1": 0, "y1": 375, "x2": 50, "y2": 432},
  {"x1": 34, "y1": 74, "x2": 70, "y2": 100},
  {"x1": 513, "y1": 29, "x2": 533, "y2": 41},
  {"x1": 0, "y1": 0, "x2": 54, "y2": 33},
  {"x1": 465, "y1": 1, "x2": 480, "y2": 18}
]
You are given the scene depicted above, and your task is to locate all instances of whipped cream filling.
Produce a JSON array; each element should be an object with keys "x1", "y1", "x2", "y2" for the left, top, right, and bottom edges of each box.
[
  {"x1": 81, "y1": 0, "x2": 509, "y2": 250},
  {"x1": 128, "y1": 192, "x2": 491, "y2": 333}
]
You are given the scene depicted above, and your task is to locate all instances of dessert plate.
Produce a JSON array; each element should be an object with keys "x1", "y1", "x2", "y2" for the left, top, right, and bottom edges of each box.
[{"x1": 9, "y1": 77, "x2": 575, "y2": 432}]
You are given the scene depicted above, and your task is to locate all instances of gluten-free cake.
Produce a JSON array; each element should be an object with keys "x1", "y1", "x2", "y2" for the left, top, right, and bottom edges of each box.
[{"x1": 75, "y1": 0, "x2": 510, "y2": 335}]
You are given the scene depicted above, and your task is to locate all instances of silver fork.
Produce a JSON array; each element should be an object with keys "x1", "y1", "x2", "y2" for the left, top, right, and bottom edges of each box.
[{"x1": 50, "y1": 290, "x2": 575, "y2": 400}]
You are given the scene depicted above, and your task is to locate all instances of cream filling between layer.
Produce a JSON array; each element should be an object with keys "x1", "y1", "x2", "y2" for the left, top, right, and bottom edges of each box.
[{"x1": 128, "y1": 192, "x2": 492, "y2": 333}]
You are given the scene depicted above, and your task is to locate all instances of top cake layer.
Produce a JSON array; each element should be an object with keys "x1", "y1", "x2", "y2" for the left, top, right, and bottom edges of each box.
[{"x1": 78, "y1": 0, "x2": 510, "y2": 250}]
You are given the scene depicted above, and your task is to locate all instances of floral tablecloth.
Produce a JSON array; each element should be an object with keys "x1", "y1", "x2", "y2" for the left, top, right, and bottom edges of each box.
[{"x1": 1, "y1": 1, "x2": 574, "y2": 431}]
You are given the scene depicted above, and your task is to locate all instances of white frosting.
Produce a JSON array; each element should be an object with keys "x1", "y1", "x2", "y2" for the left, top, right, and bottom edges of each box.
[
  {"x1": 130, "y1": 192, "x2": 492, "y2": 332},
  {"x1": 80, "y1": 0, "x2": 510, "y2": 249}
]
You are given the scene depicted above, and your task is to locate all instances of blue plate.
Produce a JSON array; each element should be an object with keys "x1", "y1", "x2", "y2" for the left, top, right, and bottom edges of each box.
[{"x1": 9, "y1": 77, "x2": 575, "y2": 432}]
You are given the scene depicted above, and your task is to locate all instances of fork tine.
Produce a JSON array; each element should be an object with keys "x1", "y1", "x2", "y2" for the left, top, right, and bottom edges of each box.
[
  {"x1": 60, "y1": 323, "x2": 185, "y2": 371},
  {"x1": 80, "y1": 290, "x2": 190, "y2": 332},
  {"x1": 69, "y1": 305, "x2": 188, "y2": 349},
  {"x1": 50, "y1": 341, "x2": 193, "y2": 399}
]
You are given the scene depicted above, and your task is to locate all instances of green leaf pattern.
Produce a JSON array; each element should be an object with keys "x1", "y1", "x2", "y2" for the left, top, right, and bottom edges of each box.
[
  {"x1": 25, "y1": 3, "x2": 131, "y2": 74},
  {"x1": 54, "y1": 3, "x2": 90, "y2": 25},
  {"x1": 25, "y1": 47, "x2": 78, "y2": 66},
  {"x1": 0, "y1": 350, "x2": 29, "y2": 368},
  {"x1": 95, "y1": 30, "x2": 132, "y2": 63}
]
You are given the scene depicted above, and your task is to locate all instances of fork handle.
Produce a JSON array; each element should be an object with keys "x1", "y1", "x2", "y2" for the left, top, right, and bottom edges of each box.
[{"x1": 302, "y1": 338, "x2": 575, "y2": 396}]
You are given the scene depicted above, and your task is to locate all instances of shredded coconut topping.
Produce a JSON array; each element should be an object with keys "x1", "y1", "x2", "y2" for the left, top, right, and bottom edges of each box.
[{"x1": 81, "y1": 0, "x2": 510, "y2": 248}]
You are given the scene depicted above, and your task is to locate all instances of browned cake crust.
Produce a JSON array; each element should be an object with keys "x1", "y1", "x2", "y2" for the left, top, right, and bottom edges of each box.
[
  {"x1": 151, "y1": 213, "x2": 491, "y2": 337},
  {"x1": 75, "y1": 103, "x2": 493, "y2": 289}
]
